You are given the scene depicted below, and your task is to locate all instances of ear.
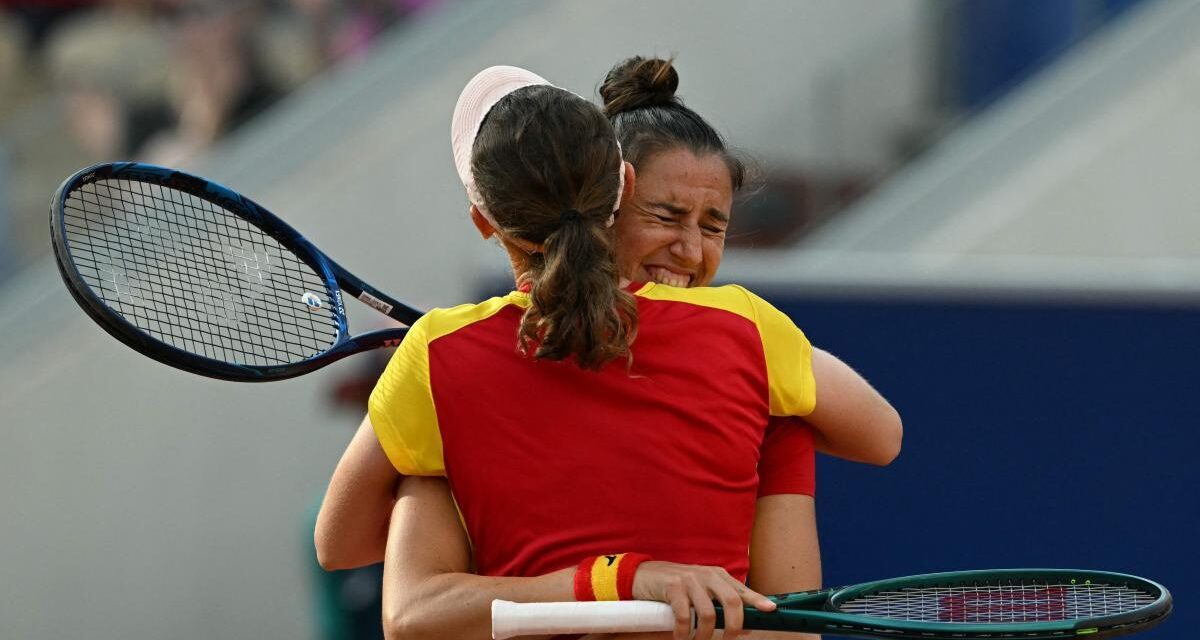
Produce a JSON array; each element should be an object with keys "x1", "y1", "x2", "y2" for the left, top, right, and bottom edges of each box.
[
  {"x1": 620, "y1": 161, "x2": 636, "y2": 207},
  {"x1": 469, "y1": 204, "x2": 496, "y2": 239}
]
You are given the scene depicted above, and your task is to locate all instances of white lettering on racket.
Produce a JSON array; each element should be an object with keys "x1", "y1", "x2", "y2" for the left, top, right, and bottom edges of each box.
[{"x1": 357, "y1": 291, "x2": 394, "y2": 315}]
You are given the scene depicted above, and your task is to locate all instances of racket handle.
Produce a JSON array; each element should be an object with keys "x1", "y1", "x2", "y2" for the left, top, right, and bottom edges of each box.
[{"x1": 491, "y1": 599, "x2": 676, "y2": 639}]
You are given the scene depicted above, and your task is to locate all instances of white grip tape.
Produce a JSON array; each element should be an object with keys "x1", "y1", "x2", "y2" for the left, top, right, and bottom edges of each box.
[{"x1": 491, "y1": 599, "x2": 676, "y2": 640}]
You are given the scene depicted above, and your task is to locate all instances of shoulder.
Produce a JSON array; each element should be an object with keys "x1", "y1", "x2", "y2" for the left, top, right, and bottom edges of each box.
[
  {"x1": 633, "y1": 282, "x2": 779, "y2": 324},
  {"x1": 411, "y1": 292, "x2": 527, "y2": 343}
]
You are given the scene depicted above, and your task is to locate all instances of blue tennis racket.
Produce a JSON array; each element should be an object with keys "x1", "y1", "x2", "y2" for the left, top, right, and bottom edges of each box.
[{"x1": 50, "y1": 162, "x2": 423, "y2": 381}]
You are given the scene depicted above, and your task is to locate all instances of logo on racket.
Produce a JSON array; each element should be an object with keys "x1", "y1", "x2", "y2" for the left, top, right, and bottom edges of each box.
[{"x1": 301, "y1": 292, "x2": 323, "y2": 311}]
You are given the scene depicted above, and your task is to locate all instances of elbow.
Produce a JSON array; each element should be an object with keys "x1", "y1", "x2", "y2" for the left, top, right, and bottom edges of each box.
[
  {"x1": 313, "y1": 513, "x2": 384, "y2": 571},
  {"x1": 847, "y1": 406, "x2": 902, "y2": 467},
  {"x1": 313, "y1": 529, "x2": 355, "y2": 572},
  {"x1": 313, "y1": 510, "x2": 340, "y2": 571},
  {"x1": 382, "y1": 608, "x2": 407, "y2": 640},
  {"x1": 382, "y1": 598, "x2": 437, "y2": 640},
  {"x1": 316, "y1": 548, "x2": 369, "y2": 573},
  {"x1": 315, "y1": 551, "x2": 344, "y2": 573},
  {"x1": 314, "y1": 538, "x2": 342, "y2": 572},
  {"x1": 871, "y1": 408, "x2": 903, "y2": 466}
]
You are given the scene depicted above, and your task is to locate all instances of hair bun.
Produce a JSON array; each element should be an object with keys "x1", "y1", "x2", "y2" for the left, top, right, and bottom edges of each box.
[{"x1": 599, "y1": 56, "x2": 680, "y2": 116}]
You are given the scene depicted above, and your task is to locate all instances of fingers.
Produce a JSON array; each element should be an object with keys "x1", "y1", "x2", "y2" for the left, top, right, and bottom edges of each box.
[
  {"x1": 665, "y1": 580, "x2": 692, "y2": 640},
  {"x1": 688, "y1": 576, "x2": 717, "y2": 640},
  {"x1": 716, "y1": 579, "x2": 745, "y2": 638},
  {"x1": 685, "y1": 567, "x2": 750, "y2": 640},
  {"x1": 736, "y1": 581, "x2": 777, "y2": 612},
  {"x1": 632, "y1": 561, "x2": 776, "y2": 639}
]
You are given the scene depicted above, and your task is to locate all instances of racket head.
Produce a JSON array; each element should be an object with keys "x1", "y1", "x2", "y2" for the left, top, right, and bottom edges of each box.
[
  {"x1": 50, "y1": 162, "x2": 349, "y2": 381},
  {"x1": 819, "y1": 568, "x2": 1172, "y2": 639}
]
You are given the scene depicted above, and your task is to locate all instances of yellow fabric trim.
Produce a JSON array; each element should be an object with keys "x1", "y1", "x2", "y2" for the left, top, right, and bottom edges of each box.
[
  {"x1": 421, "y1": 291, "x2": 529, "y2": 341},
  {"x1": 633, "y1": 282, "x2": 756, "y2": 321},
  {"x1": 368, "y1": 292, "x2": 528, "y2": 475},
  {"x1": 590, "y1": 554, "x2": 624, "y2": 601},
  {"x1": 368, "y1": 316, "x2": 436, "y2": 475},
  {"x1": 747, "y1": 290, "x2": 816, "y2": 417},
  {"x1": 635, "y1": 283, "x2": 816, "y2": 417}
]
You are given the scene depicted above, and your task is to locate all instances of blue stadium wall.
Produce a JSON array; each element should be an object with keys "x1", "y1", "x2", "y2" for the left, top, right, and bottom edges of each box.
[{"x1": 764, "y1": 291, "x2": 1196, "y2": 639}]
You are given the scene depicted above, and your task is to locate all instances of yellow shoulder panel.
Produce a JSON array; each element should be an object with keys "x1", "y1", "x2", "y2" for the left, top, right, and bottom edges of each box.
[
  {"x1": 421, "y1": 292, "x2": 529, "y2": 342},
  {"x1": 633, "y1": 282, "x2": 756, "y2": 321},
  {"x1": 368, "y1": 293, "x2": 526, "y2": 475},
  {"x1": 635, "y1": 283, "x2": 816, "y2": 417}
]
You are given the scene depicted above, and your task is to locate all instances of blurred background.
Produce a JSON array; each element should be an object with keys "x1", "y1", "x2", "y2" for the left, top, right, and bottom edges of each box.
[{"x1": 1, "y1": 0, "x2": 1196, "y2": 639}]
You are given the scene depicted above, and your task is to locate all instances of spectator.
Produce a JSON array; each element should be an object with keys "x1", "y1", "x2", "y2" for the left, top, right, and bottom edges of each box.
[
  {"x1": 42, "y1": 0, "x2": 171, "y2": 160},
  {"x1": 141, "y1": 2, "x2": 281, "y2": 164}
]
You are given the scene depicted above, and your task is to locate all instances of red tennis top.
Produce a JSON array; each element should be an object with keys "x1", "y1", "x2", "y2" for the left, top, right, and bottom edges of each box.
[{"x1": 369, "y1": 282, "x2": 816, "y2": 580}]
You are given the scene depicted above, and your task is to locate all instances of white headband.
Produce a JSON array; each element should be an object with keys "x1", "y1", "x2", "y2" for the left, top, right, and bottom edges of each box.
[{"x1": 450, "y1": 65, "x2": 623, "y2": 228}]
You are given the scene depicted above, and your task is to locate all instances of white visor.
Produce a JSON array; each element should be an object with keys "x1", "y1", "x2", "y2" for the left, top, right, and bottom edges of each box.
[{"x1": 450, "y1": 65, "x2": 623, "y2": 227}]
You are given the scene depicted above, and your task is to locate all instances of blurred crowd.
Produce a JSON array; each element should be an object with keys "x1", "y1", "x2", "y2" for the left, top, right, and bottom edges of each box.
[
  {"x1": 0, "y1": 0, "x2": 443, "y2": 164},
  {"x1": 0, "y1": 0, "x2": 444, "y2": 279}
]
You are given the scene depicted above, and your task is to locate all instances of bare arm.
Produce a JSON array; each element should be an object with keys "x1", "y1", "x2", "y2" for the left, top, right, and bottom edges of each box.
[
  {"x1": 381, "y1": 476, "x2": 571, "y2": 640},
  {"x1": 748, "y1": 495, "x2": 821, "y2": 595},
  {"x1": 382, "y1": 476, "x2": 776, "y2": 640},
  {"x1": 314, "y1": 413, "x2": 400, "y2": 570},
  {"x1": 805, "y1": 347, "x2": 902, "y2": 466},
  {"x1": 744, "y1": 495, "x2": 823, "y2": 640}
]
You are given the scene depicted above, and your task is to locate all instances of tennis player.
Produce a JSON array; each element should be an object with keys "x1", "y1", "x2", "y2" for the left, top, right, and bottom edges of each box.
[
  {"x1": 318, "y1": 64, "x2": 900, "y2": 640},
  {"x1": 317, "y1": 56, "x2": 892, "y2": 592}
]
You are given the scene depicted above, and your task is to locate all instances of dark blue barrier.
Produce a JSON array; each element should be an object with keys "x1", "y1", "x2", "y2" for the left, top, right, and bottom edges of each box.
[
  {"x1": 955, "y1": 0, "x2": 1150, "y2": 111},
  {"x1": 767, "y1": 293, "x2": 1197, "y2": 639}
]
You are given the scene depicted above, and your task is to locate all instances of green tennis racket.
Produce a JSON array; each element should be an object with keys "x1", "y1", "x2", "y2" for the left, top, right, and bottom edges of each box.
[{"x1": 492, "y1": 568, "x2": 1171, "y2": 639}]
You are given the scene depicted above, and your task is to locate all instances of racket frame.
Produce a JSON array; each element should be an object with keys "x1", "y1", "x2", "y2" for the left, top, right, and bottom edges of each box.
[
  {"x1": 821, "y1": 568, "x2": 1171, "y2": 638},
  {"x1": 492, "y1": 569, "x2": 1171, "y2": 640},
  {"x1": 743, "y1": 568, "x2": 1173, "y2": 639},
  {"x1": 50, "y1": 162, "x2": 424, "y2": 381}
]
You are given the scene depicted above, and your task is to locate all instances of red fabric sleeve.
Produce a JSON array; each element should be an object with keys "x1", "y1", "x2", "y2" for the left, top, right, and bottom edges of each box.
[{"x1": 757, "y1": 416, "x2": 816, "y2": 497}]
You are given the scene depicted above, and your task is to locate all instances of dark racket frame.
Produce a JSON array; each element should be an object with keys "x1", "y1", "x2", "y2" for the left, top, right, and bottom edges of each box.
[
  {"x1": 50, "y1": 162, "x2": 423, "y2": 381},
  {"x1": 742, "y1": 569, "x2": 1173, "y2": 639}
]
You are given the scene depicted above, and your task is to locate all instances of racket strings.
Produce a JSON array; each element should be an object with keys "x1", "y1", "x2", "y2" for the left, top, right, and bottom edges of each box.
[
  {"x1": 837, "y1": 581, "x2": 1157, "y2": 624},
  {"x1": 62, "y1": 178, "x2": 339, "y2": 366}
]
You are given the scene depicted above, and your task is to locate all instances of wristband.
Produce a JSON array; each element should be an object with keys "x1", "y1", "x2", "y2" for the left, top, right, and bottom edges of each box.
[
  {"x1": 615, "y1": 552, "x2": 651, "y2": 600},
  {"x1": 573, "y1": 555, "x2": 598, "y2": 600},
  {"x1": 574, "y1": 553, "x2": 653, "y2": 601}
]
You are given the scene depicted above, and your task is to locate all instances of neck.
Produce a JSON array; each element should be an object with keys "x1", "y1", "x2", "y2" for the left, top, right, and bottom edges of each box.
[
  {"x1": 500, "y1": 238, "x2": 631, "y2": 291},
  {"x1": 503, "y1": 241, "x2": 533, "y2": 289}
]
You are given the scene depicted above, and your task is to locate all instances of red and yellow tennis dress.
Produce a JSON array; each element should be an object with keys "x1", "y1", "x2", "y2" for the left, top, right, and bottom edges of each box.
[{"x1": 369, "y1": 282, "x2": 816, "y2": 581}]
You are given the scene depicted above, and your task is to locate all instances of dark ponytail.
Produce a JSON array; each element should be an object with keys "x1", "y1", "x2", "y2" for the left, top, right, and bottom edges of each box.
[
  {"x1": 599, "y1": 56, "x2": 746, "y2": 191},
  {"x1": 471, "y1": 85, "x2": 637, "y2": 371}
]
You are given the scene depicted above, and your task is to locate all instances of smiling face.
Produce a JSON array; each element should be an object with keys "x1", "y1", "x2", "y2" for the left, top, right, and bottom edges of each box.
[{"x1": 613, "y1": 147, "x2": 734, "y2": 288}]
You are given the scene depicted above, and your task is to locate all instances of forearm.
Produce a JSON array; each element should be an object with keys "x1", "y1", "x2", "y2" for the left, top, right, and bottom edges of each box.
[
  {"x1": 314, "y1": 484, "x2": 395, "y2": 569},
  {"x1": 747, "y1": 496, "x2": 821, "y2": 596},
  {"x1": 382, "y1": 475, "x2": 572, "y2": 639},
  {"x1": 315, "y1": 414, "x2": 402, "y2": 570},
  {"x1": 383, "y1": 567, "x2": 574, "y2": 640},
  {"x1": 746, "y1": 495, "x2": 822, "y2": 640},
  {"x1": 384, "y1": 475, "x2": 779, "y2": 640}
]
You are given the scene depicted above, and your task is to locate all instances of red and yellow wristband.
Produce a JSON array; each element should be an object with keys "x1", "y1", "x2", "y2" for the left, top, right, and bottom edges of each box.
[{"x1": 574, "y1": 553, "x2": 652, "y2": 601}]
